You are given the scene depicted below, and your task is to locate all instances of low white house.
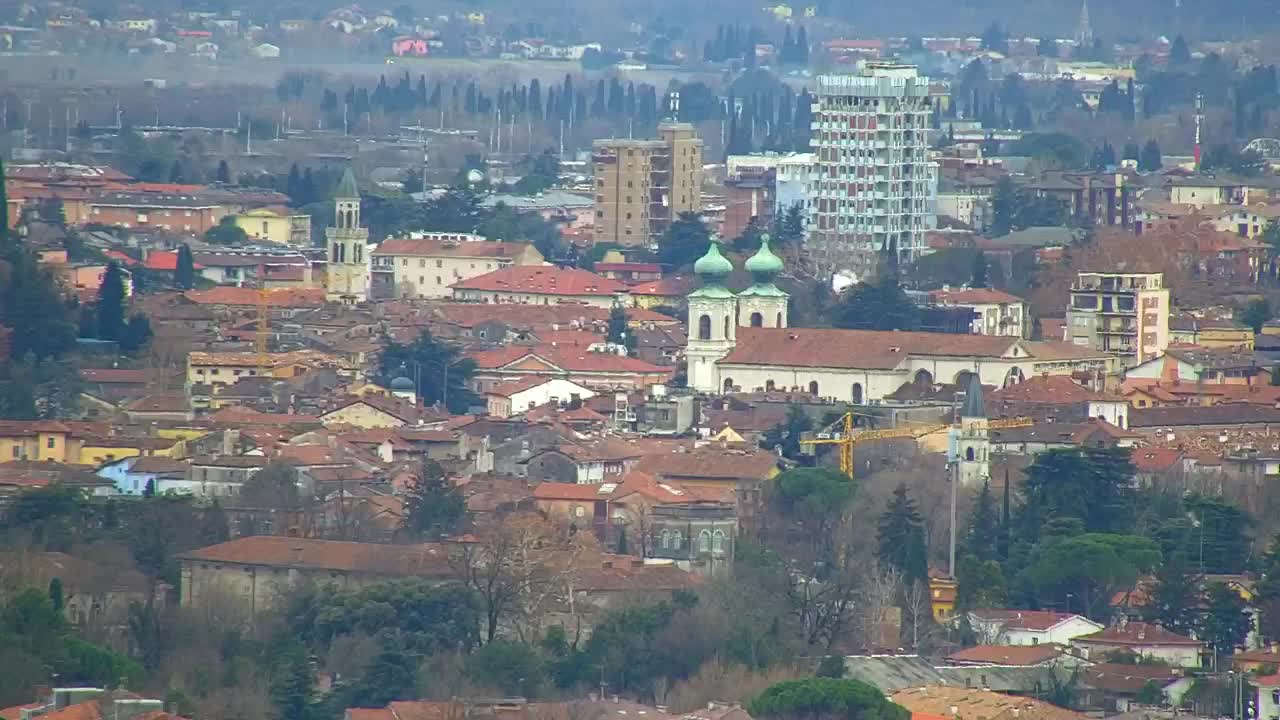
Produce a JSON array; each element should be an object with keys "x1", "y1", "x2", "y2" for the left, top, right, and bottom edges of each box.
[
  {"x1": 1253, "y1": 673, "x2": 1280, "y2": 720},
  {"x1": 967, "y1": 610, "x2": 1105, "y2": 647},
  {"x1": 928, "y1": 287, "x2": 1027, "y2": 338},
  {"x1": 486, "y1": 377, "x2": 595, "y2": 419},
  {"x1": 1070, "y1": 621, "x2": 1204, "y2": 668}
]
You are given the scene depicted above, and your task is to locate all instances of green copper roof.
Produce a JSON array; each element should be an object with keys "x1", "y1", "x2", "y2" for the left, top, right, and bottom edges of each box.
[
  {"x1": 688, "y1": 285, "x2": 738, "y2": 300},
  {"x1": 738, "y1": 284, "x2": 790, "y2": 298},
  {"x1": 334, "y1": 167, "x2": 360, "y2": 199},
  {"x1": 693, "y1": 239, "x2": 733, "y2": 279},
  {"x1": 744, "y1": 233, "x2": 784, "y2": 278}
]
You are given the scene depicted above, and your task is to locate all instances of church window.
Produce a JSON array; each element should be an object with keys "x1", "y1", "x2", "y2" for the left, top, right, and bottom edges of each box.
[
  {"x1": 808, "y1": 381, "x2": 819, "y2": 396},
  {"x1": 723, "y1": 316, "x2": 731, "y2": 339},
  {"x1": 766, "y1": 380, "x2": 776, "y2": 391},
  {"x1": 965, "y1": 447, "x2": 975, "y2": 461},
  {"x1": 698, "y1": 530, "x2": 711, "y2": 553},
  {"x1": 852, "y1": 383, "x2": 863, "y2": 404},
  {"x1": 723, "y1": 378, "x2": 734, "y2": 393},
  {"x1": 698, "y1": 314, "x2": 712, "y2": 340},
  {"x1": 750, "y1": 312, "x2": 763, "y2": 327},
  {"x1": 776, "y1": 312, "x2": 783, "y2": 327}
]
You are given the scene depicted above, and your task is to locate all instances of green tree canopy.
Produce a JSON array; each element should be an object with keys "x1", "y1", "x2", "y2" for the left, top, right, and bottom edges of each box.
[
  {"x1": 376, "y1": 329, "x2": 477, "y2": 413},
  {"x1": 658, "y1": 212, "x2": 713, "y2": 269},
  {"x1": 403, "y1": 458, "x2": 465, "y2": 539},
  {"x1": 749, "y1": 677, "x2": 910, "y2": 720},
  {"x1": 1028, "y1": 533, "x2": 1161, "y2": 617},
  {"x1": 877, "y1": 485, "x2": 928, "y2": 584},
  {"x1": 831, "y1": 278, "x2": 921, "y2": 331}
]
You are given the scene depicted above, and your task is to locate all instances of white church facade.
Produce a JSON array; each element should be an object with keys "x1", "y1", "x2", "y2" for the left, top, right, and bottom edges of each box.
[{"x1": 685, "y1": 239, "x2": 1115, "y2": 404}]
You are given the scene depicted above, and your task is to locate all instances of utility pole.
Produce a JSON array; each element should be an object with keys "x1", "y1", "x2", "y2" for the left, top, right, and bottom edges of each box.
[{"x1": 948, "y1": 458, "x2": 958, "y2": 577}]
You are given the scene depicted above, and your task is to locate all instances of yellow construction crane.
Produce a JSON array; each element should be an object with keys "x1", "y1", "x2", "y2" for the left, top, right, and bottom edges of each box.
[{"x1": 800, "y1": 412, "x2": 1034, "y2": 480}]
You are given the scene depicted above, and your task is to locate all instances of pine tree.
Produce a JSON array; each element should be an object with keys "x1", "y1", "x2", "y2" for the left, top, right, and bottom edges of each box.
[
  {"x1": 270, "y1": 641, "x2": 315, "y2": 720},
  {"x1": 1170, "y1": 35, "x2": 1191, "y2": 66},
  {"x1": 48, "y1": 577, "x2": 63, "y2": 612},
  {"x1": 1142, "y1": 552, "x2": 1200, "y2": 635},
  {"x1": 1139, "y1": 140, "x2": 1163, "y2": 172},
  {"x1": 964, "y1": 480, "x2": 999, "y2": 561},
  {"x1": 176, "y1": 244, "x2": 195, "y2": 289},
  {"x1": 286, "y1": 163, "x2": 302, "y2": 202},
  {"x1": 970, "y1": 251, "x2": 989, "y2": 288},
  {"x1": 403, "y1": 459, "x2": 465, "y2": 538},
  {"x1": 796, "y1": 26, "x2": 809, "y2": 64},
  {"x1": 216, "y1": 160, "x2": 231, "y2": 184},
  {"x1": 120, "y1": 313, "x2": 153, "y2": 355},
  {"x1": 877, "y1": 484, "x2": 928, "y2": 583},
  {"x1": 607, "y1": 302, "x2": 632, "y2": 351},
  {"x1": 96, "y1": 262, "x2": 127, "y2": 342}
]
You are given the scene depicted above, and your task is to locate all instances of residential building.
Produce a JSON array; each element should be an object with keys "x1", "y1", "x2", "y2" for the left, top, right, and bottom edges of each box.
[
  {"x1": 1171, "y1": 312, "x2": 1255, "y2": 349},
  {"x1": 1125, "y1": 346, "x2": 1266, "y2": 386},
  {"x1": 967, "y1": 610, "x2": 1105, "y2": 646},
  {"x1": 809, "y1": 64, "x2": 937, "y2": 279},
  {"x1": 1071, "y1": 621, "x2": 1204, "y2": 668},
  {"x1": 185, "y1": 350, "x2": 345, "y2": 390},
  {"x1": 230, "y1": 207, "x2": 311, "y2": 245},
  {"x1": 485, "y1": 378, "x2": 596, "y2": 419},
  {"x1": 1079, "y1": 663, "x2": 1193, "y2": 714},
  {"x1": 591, "y1": 122, "x2": 703, "y2": 247},
  {"x1": 1066, "y1": 271, "x2": 1170, "y2": 365},
  {"x1": 469, "y1": 344, "x2": 672, "y2": 392},
  {"x1": 721, "y1": 168, "x2": 774, "y2": 240},
  {"x1": 988, "y1": 375, "x2": 1130, "y2": 428},
  {"x1": 451, "y1": 266, "x2": 627, "y2": 307},
  {"x1": 927, "y1": 287, "x2": 1026, "y2": 337},
  {"x1": 774, "y1": 152, "x2": 815, "y2": 221},
  {"x1": 177, "y1": 536, "x2": 455, "y2": 612},
  {"x1": 891, "y1": 686, "x2": 1088, "y2": 720},
  {"x1": 324, "y1": 168, "x2": 370, "y2": 303},
  {"x1": 371, "y1": 235, "x2": 543, "y2": 299},
  {"x1": 946, "y1": 644, "x2": 1072, "y2": 667},
  {"x1": 86, "y1": 192, "x2": 223, "y2": 233}
]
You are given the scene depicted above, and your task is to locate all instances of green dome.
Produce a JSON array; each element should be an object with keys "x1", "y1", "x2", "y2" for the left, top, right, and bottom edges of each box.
[
  {"x1": 745, "y1": 233, "x2": 784, "y2": 280},
  {"x1": 390, "y1": 376, "x2": 415, "y2": 391},
  {"x1": 693, "y1": 239, "x2": 733, "y2": 279}
]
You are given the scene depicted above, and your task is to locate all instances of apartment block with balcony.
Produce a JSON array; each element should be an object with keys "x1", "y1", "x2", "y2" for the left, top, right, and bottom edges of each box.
[
  {"x1": 809, "y1": 63, "x2": 938, "y2": 280},
  {"x1": 592, "y1": 122, "x2": 703, "y2": 248},
  {"x1": 1066, "y1": 271, "x2": 1170, "y2": 366}
]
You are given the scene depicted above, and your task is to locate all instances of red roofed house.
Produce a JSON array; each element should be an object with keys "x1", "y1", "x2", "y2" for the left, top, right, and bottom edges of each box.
[
  {"x1": 469, "y1": 344, "x2": 672, "y2": 392},
  {"x1": 451, "y1": 266, "x2": 627, "y2": 308},
  {"x1": 967, "y1": 609, "x2": 1104, "y2": 646},
  {"x1": 946, "y1": 644, "x2": 1071, "y2": 667},
  {"x1": 987, "y1": 374, "x2": 1130, "y2": 428},
  {"x1": 928, "y1": 286, "x2": 1027, "y2": 337},
  {"x1": 593, "y1": 262, "x2": 663, "y2": 283},
  {"x1": 371, "y1": 236, "x2": 543, "y2": 300},
  {"x1": 1071, "y1": 621, "x2": 1204, "y2": 668},
  {"x1": 485, "y1": 377, "x2": 596, "y2": 418}
]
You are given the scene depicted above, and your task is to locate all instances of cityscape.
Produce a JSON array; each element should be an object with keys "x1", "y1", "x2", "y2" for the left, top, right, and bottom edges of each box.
[{"x1": 6, "y1": 2, "x2": 1280, "y2": 720}]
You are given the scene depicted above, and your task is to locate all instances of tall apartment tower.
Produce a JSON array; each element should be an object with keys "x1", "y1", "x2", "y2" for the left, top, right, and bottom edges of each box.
[
  {"x1": 592, "y1": 122, "x2": 703, "y2": 248},
  {"x1": 324, "y1": 168, "x2": 370, "y2": 304},
  {"x1": 1066, "y1": 271, "x2": 1170, "y2": 366},
  {"x1": 809, "y1": 64, "x2": 937, "y2": 280}
]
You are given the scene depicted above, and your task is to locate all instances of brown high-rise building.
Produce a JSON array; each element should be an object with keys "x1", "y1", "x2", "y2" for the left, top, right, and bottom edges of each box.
[{"x1": 591, "y1": 122, "x2": 703, "y2": 248}]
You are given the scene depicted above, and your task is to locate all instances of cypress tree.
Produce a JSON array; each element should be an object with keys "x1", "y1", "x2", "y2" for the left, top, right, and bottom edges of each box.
[
  {"x1": 96, "y1": 262, "x2": 127, "y2": 342},
  {"x1": 175, "y1": 244, "x2": 195, "y2": 289}
]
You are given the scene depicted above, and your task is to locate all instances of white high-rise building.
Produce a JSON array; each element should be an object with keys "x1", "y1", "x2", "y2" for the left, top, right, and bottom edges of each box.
[{"x1": 809, "y1": 63, "x2": 938, "y2": 280}]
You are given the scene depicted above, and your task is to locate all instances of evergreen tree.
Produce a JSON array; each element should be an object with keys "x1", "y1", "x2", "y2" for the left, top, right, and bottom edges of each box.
[
  {"x1": 402, "y1": 459, "x2": 465, "y2": 538},
  {"x1": 796, "y1": 26, "x2": 808, "y2": 64},
  {"x1": 1146, "y1": 141, "x2": 1167, "y2": 172},
  {"x1": 48, "y1": 577, "x2": 63, "y2": 612},
  {"x1": 1170, "y1": 35, "x2": 1191, "y2": 67},
  {"x1": 216, "y1": 160, "x2": 231, "y2": 184},
  {"x1": 143, "y1": 478, "x2": 156, "y2": 498},
  {"x1": 286, "y1": 163, "x2": 302, "y2": 202},
  {"x1": 970, "y1": 251, "x2": 989, "y2": 288},
  {"x1": 1142, "y1": 552, "x2": 1200, "y2": 636},
  {"x1": 120, "y1": 313, "x2": 153, "y2": 354},
  {"x1": 877, "y1": 485, "x2": 928, "y2": 584},
  {"x1": 175, "y1": 244, "x2": 195, "y2": 289},
  {"x1": 964, "y1": 480, "x2": 999, "y2": 562},
  {"x1": 96, "y1": 262, "x2": 127, "y2": 342},
  {"x1": 270, "y1": 641, "x2": 315, "y2": 720},
  {"x1": 606, "y1": 302, "x2": 634, "y2": 353},
  {"x1": 1198, "y1": 583, "x2": 1252, "y2": 659}
]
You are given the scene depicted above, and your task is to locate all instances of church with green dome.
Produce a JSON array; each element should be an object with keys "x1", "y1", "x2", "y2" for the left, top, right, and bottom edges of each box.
[{"x1": 685, "y1": 234, "x2": 789, "y2": 393}]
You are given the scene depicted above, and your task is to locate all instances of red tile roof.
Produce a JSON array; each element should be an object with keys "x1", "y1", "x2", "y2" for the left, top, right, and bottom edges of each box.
[
  {"x1": 989, "y1": 375, "x2": 1121, "y2": 404},
  {"x1": 1082, "y1": 663, "x2": 1183, "y2": 693},
  {"x1": 719, "y1": 328, "x2": 1028, "y2": 370},
  {"x1": 633, "y1": 447, "x2": 778, "y2": 482},
  {"x1": 594, "y1": 262, "x2": 662, "y2": 273},
  {"x1": 929, "y1": 287, "x2": 1024, "y2": 305},
  {"x1": 451, "y1": 266, "x2": 627, "y2": 296},
  {"x1": 969, "y1": 609, "x2": 1086, "y2": 631},
  {"x1": 533, "y1": 481, "x2": 618, "y2": 501},
  {"x1": 1074, "y1": 621, "x2": 1202, "y2": 647},
  {"x1": 375, "y1": 238, "x2": 533, "y2": 258},
  {"x1": 80, "y1": 368, "x2": 150, "y2": 383},
  {"x1": 178, "y1": 536, "x2": 454, "y2": 576},
  {"x1": 469, "y1": 344, "x2": 670, "y2": 375},
  {"x1": 627, "y1": 276, "x2": 697, "y2": 296},
  {"x1": 1131, "y1": 448, "x2": 1184, "y2": 473},
  {"x1": 947, "y1": 644, "x2": 1066, "y2": 666}
]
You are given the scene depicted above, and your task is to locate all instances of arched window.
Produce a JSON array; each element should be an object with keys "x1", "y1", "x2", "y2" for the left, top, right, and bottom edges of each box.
[
  {"x1": 712, "y1": 530, "x2": 726, "y2": 554},
  {"x1": 765, "y1": 380, "x2": 776, "y2": 391},
  {"x1": 1005, "y1": 367, "x2": 1025, "y2": 387},
  {"x1": 338, "y1": 243, "x2": 346, "y2": 263},
  {"x1": 965, "y1": 447, "x2": 976, "y2": 461},
  {"x1": 671, "y1": 531, "x2": 683, "y2": 549},
  {"x1": 954, "y1": 370, "x2": 975, "y2": 387},
  {"x1": 808, "y1": 380, "x2": 819, "y2": 396},
  {"x1": 723, "y1": 316, "x2": 731, "y2": 339},
  {"x1": 723, "y1": 378, "x2": 735, "y2": 393},
  {"x1": 750, "y1": 312, "x2": 763, "y2": 327},
  {"x1": 776, "y1": 312, "x2": 783, "y2": 327},
  {"x1": 698, "y1": 314, "x2": 712, "y2": 340},
  {"x1": 331, "y1": 243, "x2": 339, "y2": 262},
  {"x1": 852, "y1": 383, "x2": 863, "y2": 404},
  {"x1": 914, "y1": 369, "x2": 933, "y2": 386},
  {"x1": 698, "y1": 530, "x2": 712, "y2": 553},
  {"x1": 660, "y1": 530, "x2": 671, "y2": 549}
]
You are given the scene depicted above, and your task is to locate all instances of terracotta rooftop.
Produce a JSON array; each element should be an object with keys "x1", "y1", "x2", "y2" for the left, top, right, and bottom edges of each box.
[
  {"x1": 946, "y1": 644, "x2": 1066, "y2": 666},
  {"x1": 929, "y1": 287, "x2": 1024, "y2": 305},
  {"x1": 183, "y1": 287, "x2": 326, "y2": 307},
  {"x1": 1074, "y1": 621, "x2": 1202, "y2": 647},
  {"x1": 375, "y1": 238, "x2": 533, "y2": 258},
  {"x1": 124, "y1": 394, "x2": 190, "y2": 413},
  {"x1": 969, "y1": 609, "x2": 1091, "y2": 631},
  {"x1": 451, "y1": 266, "x2": 627, "y2": 296},
  {"x1": 1131, "y1": 448, "x2": 1184, "y2": 473},
  {"x1": 1082, "y1": 663, "x2": 1183, "y2": 694},
  {"x1": 891, "y1": 686, "x2": 1086, "y2": 720},
  {"x1": 468, "y1": 344, "x2": 671, "y2": 375},
  {"x1": 633, "y1": 447, "x2": 778, "y2": 482},
  {"x1": 989, "y1": 375, "x2": 1121, "y2": 404},
  {"x1": 178, "y1": 536, "x2": 454, "y2": 576}
]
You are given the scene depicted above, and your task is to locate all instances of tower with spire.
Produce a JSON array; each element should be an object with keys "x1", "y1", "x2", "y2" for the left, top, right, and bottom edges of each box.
[
  {"x1": 737, "y1": 234, "x2": 789, "y2": 329},
  {"x1": 1075, "y1": 0, "x2": 1094, "y2": 48},
  {"x1": 324, "y1": 167, "x2": 370, "y2": 304},
  {"x1": 953, "y1": 374, "x2": 990, "y2": 486},
  {"x1": 687, "y1": 237, "x2": 738, "y2": 393}
]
